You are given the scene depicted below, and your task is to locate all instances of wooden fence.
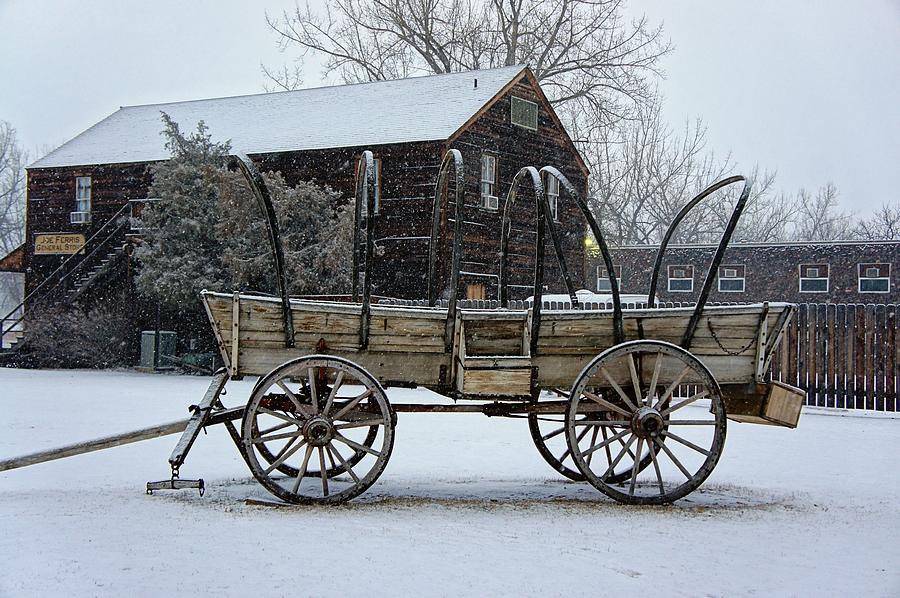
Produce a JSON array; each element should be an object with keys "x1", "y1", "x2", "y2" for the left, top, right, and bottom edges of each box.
[{"x1": 770, "y1": 304, "x2": 898, "y2": 412}]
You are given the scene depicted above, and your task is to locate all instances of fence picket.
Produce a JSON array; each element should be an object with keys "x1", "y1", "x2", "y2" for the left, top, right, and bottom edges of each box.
[{"x1": 826, "y1": 303, "x2": 836, "y2": 408}]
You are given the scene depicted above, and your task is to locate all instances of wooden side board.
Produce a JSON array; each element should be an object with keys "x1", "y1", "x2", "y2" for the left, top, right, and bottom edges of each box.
[{"x1": 202, "y1": 291, "x2": 788, "y2": 394}]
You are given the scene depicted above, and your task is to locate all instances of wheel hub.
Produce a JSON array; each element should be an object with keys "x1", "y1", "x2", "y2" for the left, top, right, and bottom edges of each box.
[
  {"x1": 631, "y1": 406, "x2": 665, "y2": 439},
  {"x1": 303, "y1": 417, "x2": 334, "y2": 447}
]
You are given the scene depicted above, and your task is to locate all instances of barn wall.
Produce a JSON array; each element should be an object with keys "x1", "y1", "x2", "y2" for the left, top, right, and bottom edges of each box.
[
  {"x1": 254, "y1": 140, "x2": 445, "y2": 299},
  {"x1": 448, "y1": 76, "x2": 588, "y2": 300},
  {"x1": 24, "y1": 163, "x2": 153, "y2": 295}
]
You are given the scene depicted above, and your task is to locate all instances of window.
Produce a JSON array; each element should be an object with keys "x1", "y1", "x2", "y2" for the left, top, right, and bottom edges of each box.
[
  {"x1": 718, "y1": 264, "x2": 745, "y2": 293},
  {"x1": 71, "y1": 176, "x2": 92, "y2": 224},
  {"x1": 799, "y1": 264, "x2": 829, "y2": 293},
  {"x1": 668, "y1": 265, "x2": 694, "y2": 293},
  {"x1": 858, "y1": 263, "x2": 890, "y2": 293},
  {"x1": 546, "y1": 175, "x2": 560, "y2": 221},
  {"x1": 480, "y1": 154, "x2": 498, "y2": 210},
  {"x1": 359, "y1": 157, "x2": 381, "y2": 217},
  {"x1": 510, "y1": 96, "x2": 538, "y2": 130},
  {"x1": 596, "y1": 265, "x2": 621, "y2": 293}
]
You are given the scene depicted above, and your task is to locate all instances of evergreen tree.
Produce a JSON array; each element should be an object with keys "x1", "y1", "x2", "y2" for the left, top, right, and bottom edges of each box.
[
  {"x1": 134, "y1": 114, "x2": 231, "y2": 319},
  {"x1": 134, "y1": 113, "x2": 353, "y2": 339}
]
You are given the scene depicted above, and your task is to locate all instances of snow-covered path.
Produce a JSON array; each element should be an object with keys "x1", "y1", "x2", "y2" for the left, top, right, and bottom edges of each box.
[{"x1": 0, "y1": 368, "x2": 897, "y2": 597}]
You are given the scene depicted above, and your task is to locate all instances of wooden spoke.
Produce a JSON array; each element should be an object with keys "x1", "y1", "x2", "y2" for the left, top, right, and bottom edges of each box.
[
  {"x1": 653, "y1": 366, "x2": 691, "y2": 410},
  {"x1": 660, "y1": 391, "x2": 709, "y2": 416},
  {"x1": 251, "y1": 429, "x2": 303, "y2": 444},
  {"x1": 573, "y1": 420, "x2": 630, "y2": 427},
  {"x1": 582, "y1": 390, "x2": 631, "y2": 418},
  {"x1": 599, "y1": 367, "x2": 639, "y2": 412},
  {"x1": 332, "y1": 389, "x2": 374, "y2": 420},
  {"x1": 627, "y1": 354, "x2": 643, "y2": 407},
  {"x1": 275, "y1": 380, "x2": 306, "y2": 413},
  {"x1": 559, "y1": 426, "x2": 590, "y2": 464},
  {"x1": 327, "y1": 444, "x2": 361, "y2": 484},
  {"x1": 647, "y1": 353, "x2": 663, "y2": 406},
  {"x1": 654, "y1": 437, "x2": 692, "y2": 481},
  {"x1": 600, "y1": 427, "x2": 614, "y2": 469},
  {"x1": 581, "y1": 428, "x2": 630, "y2": 458},
  {"x1": 257, "y1": 421, "x2": 294, "y2": 437},
  {"x1": 334, "y1": 432, "x2": 381, "y2": 456},
  {"x1": 333, "y1": 419, "x2": 384, "y2": 430},
  {"x1": 318, "y1": 447, "x2": 329, "y2": 496},
  {"x1": 541, "y1": 425, "x2": 566, "y2": 441},
  {"x1": 662, "y1": 431, "x2": 712, "y2": 457},
  {"x1": 648, "y1": 440, "x2": 666, "y2": 496},
  {"x1": 586, "y1": 426, "x2": 600, "y2": 467},
  {"x1": 322, "y1": 371, "x2": 345, "y2": 417},
  {"x1": 257, "y1": 407, "x2": 305, "y2": 427},
  {"x1": 263, "y1": 437, "x2": 306, "y2": 475},
  {"x1": 629, "y1": 437, "x2": 644, "y2": 496},
  {"x1": 290, "y1": 444, "x2": 315, "y2": 493},
  {"x1": 601, "y1": 434, "x2": 637, "y2": 480},
  {"x1": 307, "y1": 368, "x2": 319, "y2": 412}
]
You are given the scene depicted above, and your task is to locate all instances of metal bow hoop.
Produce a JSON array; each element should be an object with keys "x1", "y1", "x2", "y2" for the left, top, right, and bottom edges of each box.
[
  {"x1": 644, "y1": 175, "x2": 753, "y2": 348},
  {"x1": 498, "y1": 166, "x2": 549, "y2": 357},
  {"x1": 351, "y1": 150, "x2": 378, "y2": 348},
  {"x1": 234, "y1": 153, "x2": 295, "y2": 348},
  {"x1": 427, "y1": 149, "x2": 465, "y2": 352},
  {"x1": 539, "y1": 165, "x2": 625, "y2": 345}
]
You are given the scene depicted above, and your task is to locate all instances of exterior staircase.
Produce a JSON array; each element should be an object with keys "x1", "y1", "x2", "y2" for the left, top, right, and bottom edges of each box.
[
  {"x1": 66, "y1": 243, "x2": 129, "y2": 301},
  {"x1": 0, "y1": 203, "x2": 133, "y2": 359}
]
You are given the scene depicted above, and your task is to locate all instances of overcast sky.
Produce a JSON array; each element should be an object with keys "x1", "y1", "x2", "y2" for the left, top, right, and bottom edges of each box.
[{"x1": 1, "y1": 0, "x2": 898, "y2": 216}]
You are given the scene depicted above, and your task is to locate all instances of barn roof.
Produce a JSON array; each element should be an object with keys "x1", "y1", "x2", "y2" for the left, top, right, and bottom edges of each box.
[{"x1": 31, "y1": 65, "x2": 528, "y2": 169}]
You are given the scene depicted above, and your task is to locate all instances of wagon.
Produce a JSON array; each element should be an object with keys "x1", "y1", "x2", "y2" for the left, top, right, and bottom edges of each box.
[{"x1": 0, "y1": 151, "x2": 804, "y2": 506}]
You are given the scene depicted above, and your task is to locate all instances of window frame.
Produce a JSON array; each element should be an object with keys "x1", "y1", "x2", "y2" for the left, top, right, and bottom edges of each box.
[
  {"x1": 480, "y1": 153, "x2": 498, "y2": 211},
  {"x1": 799, "y1": 263, "x2": 830, "y2": 294},
  {"x1": 596, "y1": 264, "x2": 621, "y2": 293},
  {"x1": 546, "y1": 175, "x2": 560, "y2": 222},
  {"x1": 510, "y1": 96, "x2": 538, "y2": 131},
  {"x1": 858, "y1": 262, "x2": 890, "y2": 294},
  {"x1": 74, "y1": 176, "x2": 91, "y2": 214},
  {"x1": 717, "y1": 264, "x2": 746, "y2": 293},
  {"x1": 667, "y1": 264, "x2": 694, "y2": 293}
]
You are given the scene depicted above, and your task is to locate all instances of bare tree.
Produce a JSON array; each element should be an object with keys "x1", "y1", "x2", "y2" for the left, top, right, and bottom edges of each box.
[
  {"x1": 852, "y1": 203, "x2": 900, "y2": 240},
  {"x1": 0, "y1": 120, "x2": 26, "y2": 255},
  {"x1": 265, "y1": 0, "x2": 671, "y2": 125},
  {"x1": 0, "y1": 121, "x2": 27, "y2": 321},
  {"x1": 792, "y1": 183, "x2": 854, "y2": 241}
]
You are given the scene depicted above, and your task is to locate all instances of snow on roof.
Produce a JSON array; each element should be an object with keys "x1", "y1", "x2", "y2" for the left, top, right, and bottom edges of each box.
[{"x1": 32, "y1": 65, "x2": 527, "y2": 169}]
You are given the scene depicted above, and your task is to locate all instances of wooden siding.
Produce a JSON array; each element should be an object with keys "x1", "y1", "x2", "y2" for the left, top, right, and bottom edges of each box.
[
  {"x1": 25, "y1": 163, "x2": 153, "y2": 294},
  {"x1": 447, "y1": 77, "x2": 588, "y2": 300}
]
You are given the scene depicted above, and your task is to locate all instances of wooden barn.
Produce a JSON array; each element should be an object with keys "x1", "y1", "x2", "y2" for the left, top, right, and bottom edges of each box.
[
  {"x1": 1, "y1": 66, "x2": 590, "y2": 356},
  {"x1": 17, "y1": 65, "x2": 586, "y2": 302}
]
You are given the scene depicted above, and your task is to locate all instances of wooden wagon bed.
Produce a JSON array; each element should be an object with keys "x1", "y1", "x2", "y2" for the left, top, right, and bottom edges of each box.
[{"x1": 202, "y1": 291, "x2": 793, "y2": 397}]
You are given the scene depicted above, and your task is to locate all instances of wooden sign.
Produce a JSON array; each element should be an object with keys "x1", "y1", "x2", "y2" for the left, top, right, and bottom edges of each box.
[{"x1": 34, "y1": 233, "x2": 85, "y2": 255}]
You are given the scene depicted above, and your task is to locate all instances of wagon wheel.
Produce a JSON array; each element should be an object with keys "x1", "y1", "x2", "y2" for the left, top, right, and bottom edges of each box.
[
  {"x1": 566, "y1": 340, "x2": 726, "y2": 505},
  {"x1": 251, "y1": 385, "x2": 378, "y2": 479},
  {"x1": 528, "y1": 401, "x2": 654, "y2": 484},
  {"x1": 242, "y1": 355, "x2": 395, "y2": 504}
]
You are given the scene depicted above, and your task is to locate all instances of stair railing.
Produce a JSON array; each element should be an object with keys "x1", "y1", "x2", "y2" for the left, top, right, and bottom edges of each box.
[{"x1": 0, "y1": 202, "x2": 132, "y2": 350}]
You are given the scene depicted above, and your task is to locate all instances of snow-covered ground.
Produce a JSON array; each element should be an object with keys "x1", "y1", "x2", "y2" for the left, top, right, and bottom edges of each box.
[{"x1": 0, "y1": 368, "x2": 897, "y2": 597}]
